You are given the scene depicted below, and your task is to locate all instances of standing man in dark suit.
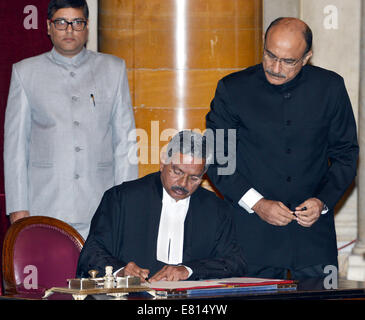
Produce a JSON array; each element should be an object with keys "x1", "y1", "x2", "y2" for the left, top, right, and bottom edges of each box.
[
  {"x1": 77, "y1": 131, "x2": 246, "y2": 281},
  {"x1": 206, "y1": 17, "x2": 358, "y2": 279}
]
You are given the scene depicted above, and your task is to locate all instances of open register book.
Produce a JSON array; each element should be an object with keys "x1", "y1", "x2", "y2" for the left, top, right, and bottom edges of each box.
[{"x1": 145, "y1": 277, "x2": 297, "y2": 297}]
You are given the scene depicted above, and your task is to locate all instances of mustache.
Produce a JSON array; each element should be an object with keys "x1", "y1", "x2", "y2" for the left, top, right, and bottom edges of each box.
[
  {"x1": 265, "y1": 69, "x2": 286, "y2": 79},
  {"x1": 171, "y1": 186, "x2": 189, "y2": 194}
]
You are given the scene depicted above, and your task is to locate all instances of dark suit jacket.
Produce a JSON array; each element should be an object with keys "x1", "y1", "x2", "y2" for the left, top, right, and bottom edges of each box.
[
  {"x1": 76, "y1": 172, "x2": 247, "y2": 279},
  {"x1": 206, "y1": 64, "x2": 359, "y2": 268}
]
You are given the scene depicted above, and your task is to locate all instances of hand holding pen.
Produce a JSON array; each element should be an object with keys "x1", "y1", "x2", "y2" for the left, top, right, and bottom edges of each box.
[
  {"x1": 293, "y1": 198, "x2": 324, "y2": 228},
  {"x1": 292, "y1": 206, "x2": 307, "y2": 217},
  {"x1": 119, "y1": 261, "x2": 150, "y2": 283}
]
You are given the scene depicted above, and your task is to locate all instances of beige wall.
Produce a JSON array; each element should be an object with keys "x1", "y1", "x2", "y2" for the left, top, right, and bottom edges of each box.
[{"x1": 263, "y1": 0, "x2": 299, "y2": 31}]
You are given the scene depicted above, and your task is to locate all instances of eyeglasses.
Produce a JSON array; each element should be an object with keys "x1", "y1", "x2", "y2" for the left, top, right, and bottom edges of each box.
[
  {"x1": 170, "y1": 164, "x2": 203, "y2": 184},
  {"x1": 50, "y1": 19, "x2": 87, "y2": 31},
  {"x1": 263, "y1": 48, "x2": 305, "y2": 68}
]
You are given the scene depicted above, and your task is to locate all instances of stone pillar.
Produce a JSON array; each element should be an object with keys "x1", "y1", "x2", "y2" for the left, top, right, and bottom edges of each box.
[
  {"x1": 86, "y1": 0, "x2": 98, "y2": 51},
  {"x1": 347, "y1": 0, "x2": 365, "y2": 281}
]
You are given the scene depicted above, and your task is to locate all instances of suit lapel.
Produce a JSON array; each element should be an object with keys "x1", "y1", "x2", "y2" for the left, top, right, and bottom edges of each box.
[
  {"x1": 183, "y1": 199, "x2": 194, "y2": 262},
  {"x1": 146, "y1": 173, "x2": 163, "y2": 263},
  {"x1": 183, "y1": 188, "x2": 214, "y2": 262}
]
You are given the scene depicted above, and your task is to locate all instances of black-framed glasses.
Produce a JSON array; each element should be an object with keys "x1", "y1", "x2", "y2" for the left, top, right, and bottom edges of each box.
[
  {"x1": 263, "y1": 47, "x2": 305, "y2": 68},
  {"x1": 50, "y1": 19, "x2": 87, "y2": 31}
]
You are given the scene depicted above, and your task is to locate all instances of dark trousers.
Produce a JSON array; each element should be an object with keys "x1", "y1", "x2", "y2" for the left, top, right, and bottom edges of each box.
[{"x1": 245, "y1": 263, "x2": 338, "y2": 281}]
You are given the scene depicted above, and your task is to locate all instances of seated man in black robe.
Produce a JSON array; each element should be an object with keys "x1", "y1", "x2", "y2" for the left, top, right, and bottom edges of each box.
[{"x1": 77, "y1": 130, "x2": 246, "y2": 282}]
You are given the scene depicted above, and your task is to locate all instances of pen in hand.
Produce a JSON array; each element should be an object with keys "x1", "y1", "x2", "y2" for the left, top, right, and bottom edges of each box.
[
  {"x1": 293, "y1": 206, "x2": 307, "y2": 217},
  {"x1": 90, "y1": 94, "x2": 95, "y2": 107}
]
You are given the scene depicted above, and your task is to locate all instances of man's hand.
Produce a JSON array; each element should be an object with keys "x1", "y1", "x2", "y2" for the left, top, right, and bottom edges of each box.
[
  {"x1": 117, "y1": 261, "x2": 150, "y2": 282},
  {"x1": 294, "y1": 198, "x2": 323, "y2": 227},
  {"x1": 252, "y1": 198, "x2": 294, "y2": 226},
  {"x1": 149, "y1": 265, "x2": 189, "y2": 282},
  {"x1": 9, "y1": 211, "x2": 30, "y2": 224}
]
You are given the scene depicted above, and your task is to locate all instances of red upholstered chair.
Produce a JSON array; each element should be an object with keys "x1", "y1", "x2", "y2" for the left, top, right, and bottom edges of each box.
[{"x1": 2, "y1": 216, "x2": 84, "y2": 297}]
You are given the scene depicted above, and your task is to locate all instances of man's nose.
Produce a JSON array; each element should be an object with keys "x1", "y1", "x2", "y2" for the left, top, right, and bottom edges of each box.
[
  {"x1": 178, "y1": 174, "x2": 189, "y2": 187},
  {"x1": 65, "y1": 23, "x2": 74, "y2": 32},
  {"x1": 272, "y1": 59, "x2": 282, "y2": 73}
]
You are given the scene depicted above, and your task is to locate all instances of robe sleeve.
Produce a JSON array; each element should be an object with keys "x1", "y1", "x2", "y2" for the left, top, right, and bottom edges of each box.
[{"x1": 183, "y1": 202, "x2": 247, "y2": 280}]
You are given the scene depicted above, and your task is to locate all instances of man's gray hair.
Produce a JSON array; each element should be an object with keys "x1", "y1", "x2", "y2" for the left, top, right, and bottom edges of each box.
[{"x1": 165, "y1": 130, "x2": 213, "y2": 173}]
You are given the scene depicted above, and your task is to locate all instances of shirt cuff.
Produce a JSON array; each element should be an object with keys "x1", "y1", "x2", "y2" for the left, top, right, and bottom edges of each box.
[
  {"x1": 321, "y1": 203, "x2": 329, "y2": 215},
  {"x1": 181, "y1": 265, "x2": 193, "y2": 278},
  {"x1": 238, "y1": 188, "x2": 264, "y2": 213}
]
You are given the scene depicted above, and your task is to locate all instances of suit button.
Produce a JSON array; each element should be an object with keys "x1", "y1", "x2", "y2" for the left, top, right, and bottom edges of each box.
[
  {"x1": 73, "y1": 121, "x2": 80, "y2": 126},
  {"x1": 75, "y1": 147, "x2": 81, "y2": 152},
  {"x1": 70, "y1": 72, "x2": 76, "y2": 77},
  {"x1": 286, "y1": 120, "x2": 291, "y2": 126},
  {"x1": 284, "y1": 92, "x2": 291, "y2": 99},
  {"x1": 286, "y1": 148, "x2": 292, "y2": 154},
  {"x1": 74, "y1": 174, "x2": 80, "y2": 180},
  {"x1": 72, "y1": 96, "x2": 79, "y2": 102},
  {"x1": 287, "y1": 176, "x2": 292, "y2": 182}
]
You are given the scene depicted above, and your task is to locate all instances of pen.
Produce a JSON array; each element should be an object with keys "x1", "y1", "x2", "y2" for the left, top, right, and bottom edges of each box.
[
  {"x1": 292, "y1": 206, "x2": 307, "y2": 217},
  {"x1": 90, "y1": 94, "x2": 95, "y2": 107}
]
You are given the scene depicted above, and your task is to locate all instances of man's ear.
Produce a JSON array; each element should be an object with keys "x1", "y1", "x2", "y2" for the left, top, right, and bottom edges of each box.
[
  {"x1": 85, "y1": 19, "x2": 90, "y2": 36},
  {"x1": 160, "y1": 163, "x2": 165, "y2": 172},
  {"x1": 47, "y1": 19, "x2": 51, "y2": 35},
  {"x1": 302, "y1": 50, "x2": 313, "y2": 66},
  {"x1": 160, "y1": 150, "x2": 167, "y2": 171}
]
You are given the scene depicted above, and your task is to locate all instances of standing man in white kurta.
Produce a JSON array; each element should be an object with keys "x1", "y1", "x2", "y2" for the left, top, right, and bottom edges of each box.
[{"x1": 4, "y1": 0, "x2": 138, "y2": 239}]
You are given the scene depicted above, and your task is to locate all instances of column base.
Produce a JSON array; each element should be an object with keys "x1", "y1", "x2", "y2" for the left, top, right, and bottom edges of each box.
[{"x1": 346, "y1": 253, "x2": 365, "y2": 281}]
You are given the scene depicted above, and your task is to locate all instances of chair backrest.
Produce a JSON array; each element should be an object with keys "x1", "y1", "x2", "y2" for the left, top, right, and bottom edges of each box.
[
  {"x1": 2, "y1": 216, "x2": 84, "y2": 294},
  {"x1": 0, "y1": 194, "x2": 8, "y2": 296}
]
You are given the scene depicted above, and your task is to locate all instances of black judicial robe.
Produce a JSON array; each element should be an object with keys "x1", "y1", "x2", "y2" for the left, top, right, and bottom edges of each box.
[
  {"x1": 206, "y1": 63, "x2": 359, "y2": 269},
  {"x1": 76, "y1": 172, "x2": 247, "y2": 279}
]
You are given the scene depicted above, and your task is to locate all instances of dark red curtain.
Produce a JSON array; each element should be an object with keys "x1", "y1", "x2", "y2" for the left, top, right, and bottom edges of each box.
[{"x1": 0, "y1": 1, "x2": 52, "y2": 294}]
